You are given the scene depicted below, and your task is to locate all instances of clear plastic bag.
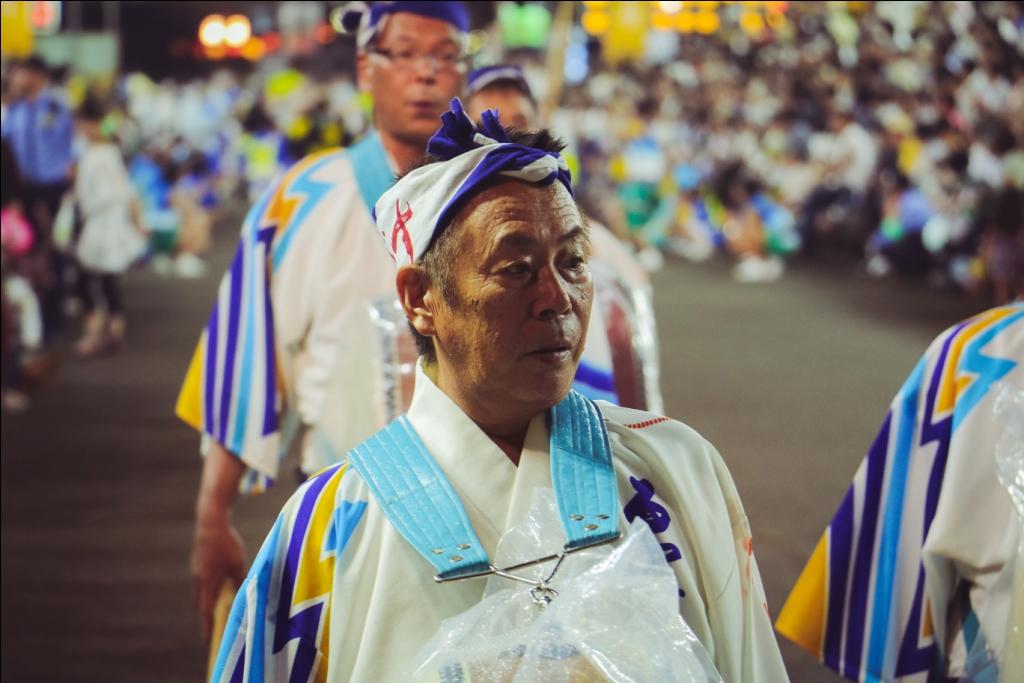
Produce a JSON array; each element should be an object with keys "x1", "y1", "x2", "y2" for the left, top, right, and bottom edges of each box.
[
  {"x1": 990, "y1": 380, "x2": 1024, "y2": 679},
  {"x1": 407, "y1": 489, "x2": 721, "y2": 683},
  {"x1": 961, "y1": 380, "x2": 1024, "y2": 682}
]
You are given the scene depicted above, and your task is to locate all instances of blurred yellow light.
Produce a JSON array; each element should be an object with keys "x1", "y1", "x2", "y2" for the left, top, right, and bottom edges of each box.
[
  {"x1": 694, "y1": 1, "x2": 720, "y2": 8},
  {"x1": 659, "y1": 0, "x2": 684, "y2": 13},
  {"x1": 652, "y1": 12, "x2": 676, "y2": 30},
  {"x1": 199, "y1": 15, "x2": 226, "y2": 47},
  {"x1": 240, "y1": 36, "x2": 266, "y2": 61},
  {"x1": 581, "y1": 9, "x2": 610, "y2": 35},
  {"x1": 224, "y1": 15, "x2": 251, "y2": 49},
  {"x1": 467, "y1": 29, "x2": 486, "y2": 55},
  {"x1": 739, "y1": 10, "x2": 764, "y2": 35},
  {"x1": 694, "y1": 11, "x2": 719, "y2": 33},
  {"x1": 766, "y1": 10, "x2": 787, "y2": 29},
  {"x1": 675, "y1": 11, "x2": 696, "y2": 32}
]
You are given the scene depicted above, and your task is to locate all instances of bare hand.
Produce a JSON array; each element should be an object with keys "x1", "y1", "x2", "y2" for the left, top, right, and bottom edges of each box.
[
  {"x1": 191, "y1": 441, "x2": 247, "y2": 642},
  {"x1": 190, "y1": 516, "x2": 246, "y2": 642}
]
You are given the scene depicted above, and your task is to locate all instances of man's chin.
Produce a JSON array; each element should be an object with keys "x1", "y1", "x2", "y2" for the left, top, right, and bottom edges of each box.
[
  {"x1": 515, "y1": 367, "x2": 577, "y2": 409},
  {"x1": 396, "y1": 122, "x2": 446, "y2": 148}
]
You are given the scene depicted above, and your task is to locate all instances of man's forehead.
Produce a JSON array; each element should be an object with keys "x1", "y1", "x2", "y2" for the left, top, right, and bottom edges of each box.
[
  {"x1": 375, "y1": 13, "x2": 461, "y2": 48},
  {"x1": 458, "y1": 182, "x2": 583, "y2": 246},
  {"x1": 467, "y1": 87, "x2": 536, "y2": 122}
]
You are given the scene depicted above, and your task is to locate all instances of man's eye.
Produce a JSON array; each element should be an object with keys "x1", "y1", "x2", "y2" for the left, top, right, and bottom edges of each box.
[
  {"x1": 395, "y1": 51, "x2": 416, "y2": 62},
  {"x1": 436, "y1": 52, "x2": 461, "y2": 65},
  {"x1": 502, "y1": 262, "x2": 531, "y2": 276},
  {"x1": 564, "y1": 256, "x2": 587, "y2": 272}
]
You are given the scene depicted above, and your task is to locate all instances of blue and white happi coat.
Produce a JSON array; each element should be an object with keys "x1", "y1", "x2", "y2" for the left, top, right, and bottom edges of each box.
[{"x1": 212, "y1": 361, "x2": 788, "y2": 682}]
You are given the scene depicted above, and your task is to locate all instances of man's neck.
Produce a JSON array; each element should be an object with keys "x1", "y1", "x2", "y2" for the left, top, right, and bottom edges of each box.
[
  {"x1": 377, "y1": 128, "x2": 428, "y2": 175},
  {"x1": 487, "y1": 430, "x2": 528, "y2": 467},
  {"x1": 431, "y1": 366, "x2": 536, "y2": 467}
]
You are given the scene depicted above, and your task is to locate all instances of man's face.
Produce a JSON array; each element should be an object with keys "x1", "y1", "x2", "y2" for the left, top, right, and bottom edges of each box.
[
  {"x1": 9, "y1": 66, "x2": 36, "y2": 99},
  {"x1": 358, "y1": 13, "x2": 465, "y2": 147},
  {"x1": 429, "y1": 180, "x2": 593, "y2": 415},
  {"x1": 467, "y1": 85, "x2": 536, "y2": 130}
]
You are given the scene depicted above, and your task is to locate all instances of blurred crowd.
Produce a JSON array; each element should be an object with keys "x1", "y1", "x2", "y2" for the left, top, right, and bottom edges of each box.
[
  {"x1": 2, "y1": 1, "x2": 1023, "y2": 414},
  {"x1": 0, "y1": 55, "x2": 373, "y2": 411},
  {"x1": 555, "y1": 2, "x2": 1024, "y2": 289}
]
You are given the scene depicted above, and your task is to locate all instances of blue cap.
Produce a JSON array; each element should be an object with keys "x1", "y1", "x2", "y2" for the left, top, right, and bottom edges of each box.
[
  {"x1": 467, "y1": 64, "x2": 532, "y2": 98},
  {"x1": 342, "y1": 2, "x2": 469, "y2": 49}
]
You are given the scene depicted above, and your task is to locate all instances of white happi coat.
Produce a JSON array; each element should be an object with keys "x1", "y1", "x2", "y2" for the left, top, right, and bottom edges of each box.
[
  {"x1": 212, "y1": 362, "x2": 789, "y2": 682},
  {"x1": 176, "y1": 138, "x2": 397, "y2": 489}
]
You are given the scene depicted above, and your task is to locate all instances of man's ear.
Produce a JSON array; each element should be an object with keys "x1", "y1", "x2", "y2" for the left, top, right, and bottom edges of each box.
[
  {"x1": 356, "y1": 51, "x2": 371, "y2": 92},
  {"x1": 396, "y1": 265, "x2": 435, "y2": 338}
]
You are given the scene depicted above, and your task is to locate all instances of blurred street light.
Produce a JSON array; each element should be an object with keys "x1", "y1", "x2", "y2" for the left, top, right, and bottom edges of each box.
[
  {"x1": 198, "y1": 14, "x2": 226, "y2": 48},
  {"x1": 224, "y1": 14, "x2": 251, "y2": 49}
]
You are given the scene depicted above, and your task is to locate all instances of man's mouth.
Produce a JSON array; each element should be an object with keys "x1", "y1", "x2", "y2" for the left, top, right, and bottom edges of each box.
[
  {"x1": 409, "y1": 100, "x2": 439, "y2": 115},
  {"x1": 524, "y1": 343, "x2": 574, "y2": 364}
]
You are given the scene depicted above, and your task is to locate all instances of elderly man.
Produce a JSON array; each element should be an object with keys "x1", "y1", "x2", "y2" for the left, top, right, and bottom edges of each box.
[
  {"x1": 175, "y1": 1, "x2": 468, "y2": 639},
  {"x1": 465, "y1": 64, "x2": 661, "y2": 410},
  {"x1": 211, "y1": 102, "x2": 787, "y2": 682}
]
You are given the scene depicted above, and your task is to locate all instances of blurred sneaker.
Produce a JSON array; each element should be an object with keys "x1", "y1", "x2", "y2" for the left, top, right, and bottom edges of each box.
[
  {"x1": 866, "y1": 254, "x2": 891, "y2": 278},
  {"x1": 151, "y1": 254, "x2": 174, "y2": 276},
  {"x1": 20, "y1": 349, "x2": 61, "y2": 386},
  {"x1": 733, "y1": 255, "x2": 784, "y2": 283},
  {"x1": 74, "y1": 312, "x2": 107, "y2": 358},
  {"x1": 107, "y1": 314, "x2": 126, "y2": 352},
  {"x1": 175, "y1": 253, "x2": 208, "y2": 279},
  {"x1": 1, "y1": 389, "x2": 30, "y2": 413},
  {"x1": 63, "y1": 296, "x2": 83, "y2": 318},
  {"x1": 665, "y1": 236, "x2": 713, "y2": 262},
  {"x1": 637, "y1": 247, "x2": 665, "y2": 273}
]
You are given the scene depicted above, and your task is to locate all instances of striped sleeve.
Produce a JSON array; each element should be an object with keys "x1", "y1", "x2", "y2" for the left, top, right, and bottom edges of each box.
[
  {"x1": 176, "y1": 149, "x2": 351, "y2": 492},
  {"x1": 210, "y1": 463, "x2": 368, "y2": 683},
  {"x1": 776, "y1": 304, "x2": 1024, "y2": 682},
  {"x1": 175, "y1": 177, "x2": 282, "y2": 491}
]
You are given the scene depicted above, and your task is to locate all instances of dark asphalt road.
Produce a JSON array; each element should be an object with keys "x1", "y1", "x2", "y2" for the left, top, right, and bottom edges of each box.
[{"x1": 1, "y1": 210, "x2": 987, "y2": 681}]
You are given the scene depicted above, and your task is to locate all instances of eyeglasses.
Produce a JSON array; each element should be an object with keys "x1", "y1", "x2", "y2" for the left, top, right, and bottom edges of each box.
[{"x1": 369, "y1": 47, "x2": 467, "y2": 74}]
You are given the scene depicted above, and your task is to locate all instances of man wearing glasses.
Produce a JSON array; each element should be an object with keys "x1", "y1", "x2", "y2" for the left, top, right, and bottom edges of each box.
[{"x1": 175, "y1": 1, "x2": 469, "y2": 642}]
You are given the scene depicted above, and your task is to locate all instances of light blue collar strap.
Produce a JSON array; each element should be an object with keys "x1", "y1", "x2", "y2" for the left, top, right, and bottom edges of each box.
[
  {"x1": 346, "y1": 131, "x2": 395, "y2": 215},
  {"x1": 550, "y1": 391, "x2": 620, "y2": 549},
  {"x1": 348, "y1": 417, "x2": 490, "y2": 580},
  {"x1": 347, "y1": 390, "x2": 620, "y2": 580}
]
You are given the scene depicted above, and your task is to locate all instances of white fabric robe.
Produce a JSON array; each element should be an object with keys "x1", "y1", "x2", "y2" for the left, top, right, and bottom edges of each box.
[{"x1": 212, "y1": 362, "x2": 789, "y2": 682}]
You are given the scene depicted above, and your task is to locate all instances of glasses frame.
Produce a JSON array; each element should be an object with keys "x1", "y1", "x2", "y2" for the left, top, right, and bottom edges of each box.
[{"x1": 368, "y1": 46, "x2": 468, "y2": 75}]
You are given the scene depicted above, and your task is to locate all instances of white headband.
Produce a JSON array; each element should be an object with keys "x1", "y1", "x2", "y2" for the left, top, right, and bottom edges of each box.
[{"x1": 374, "y1": 98, "x2": 572, "y2": 267}]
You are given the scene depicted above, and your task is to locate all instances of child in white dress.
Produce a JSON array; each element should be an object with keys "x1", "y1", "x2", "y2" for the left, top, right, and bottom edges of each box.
[{"x1": 71, "y1": 99, "x2": 146, "y2": 356}]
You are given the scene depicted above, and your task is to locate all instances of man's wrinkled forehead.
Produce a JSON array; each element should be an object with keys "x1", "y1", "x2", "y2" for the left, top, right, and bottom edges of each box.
[{"x1": 458, "y1": 182, "x2": 586, "y2": 249}]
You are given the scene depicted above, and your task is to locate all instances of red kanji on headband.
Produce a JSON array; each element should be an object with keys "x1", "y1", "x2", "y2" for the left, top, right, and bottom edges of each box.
[{"x1": 391, "y1": 200, "x2": 414, "y2": 263}]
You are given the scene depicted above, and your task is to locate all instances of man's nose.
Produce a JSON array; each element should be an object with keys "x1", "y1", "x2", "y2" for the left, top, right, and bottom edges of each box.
[
  {"x1": 412, "y1": 55, "x2": 439, "y2": 82},
  {"x1": 532, "y1": 267, "x2": 572, "y2": 320}
]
